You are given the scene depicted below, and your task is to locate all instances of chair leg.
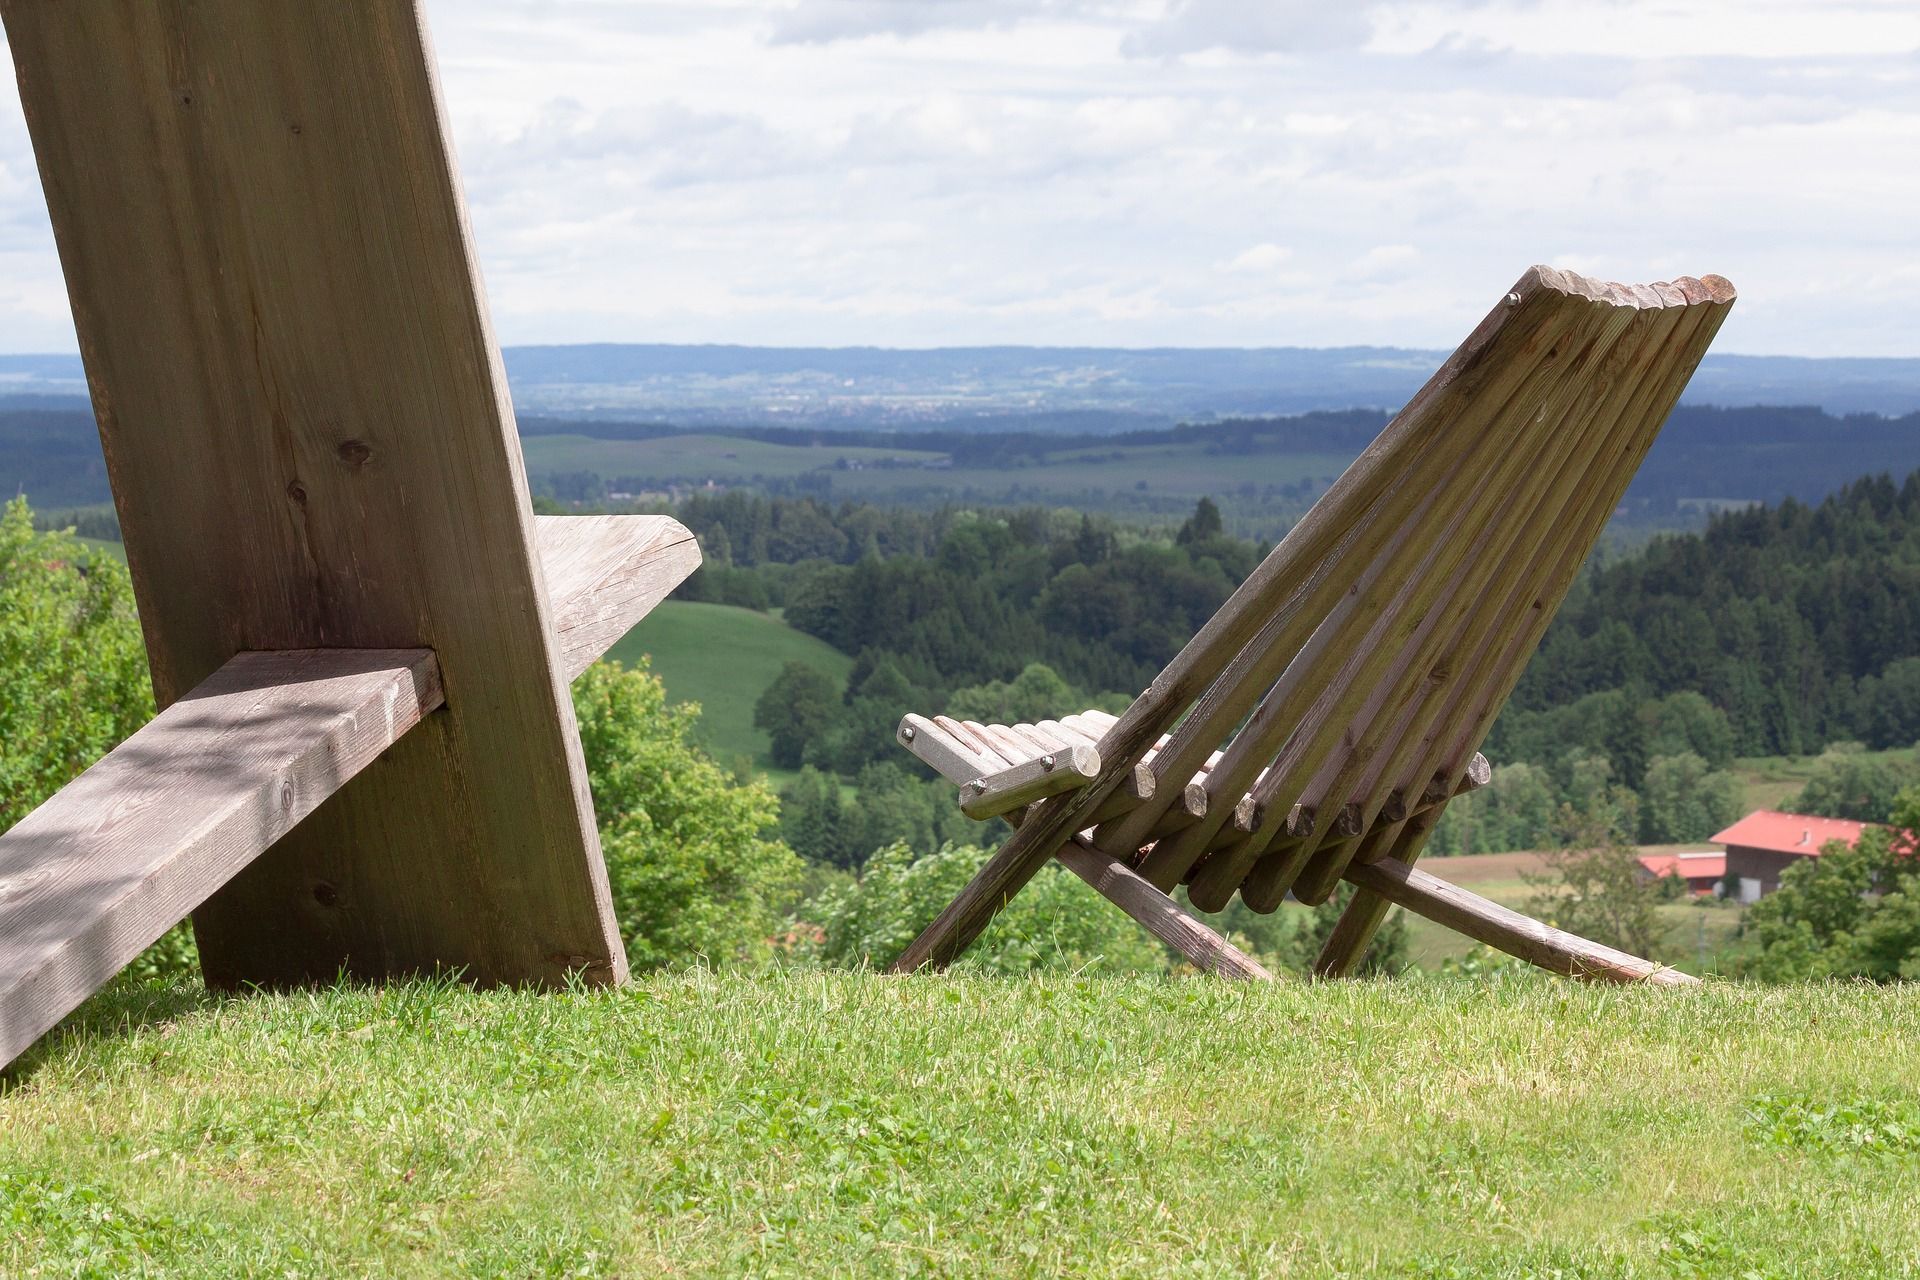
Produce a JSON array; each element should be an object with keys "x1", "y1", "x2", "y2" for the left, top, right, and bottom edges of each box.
[
  {"x1": 1055, "y1": 838, "x2": 1272, "y2": 981},
  {"x1": 890, "y1": 777, "x2": 1126, "y2": 972},
  {"x1": 1314, "y1": 819, "x2": 1431, "y2": 977},
  {"x1": 1335, "y1": 857, "x2": 1698, "y2": 985}
]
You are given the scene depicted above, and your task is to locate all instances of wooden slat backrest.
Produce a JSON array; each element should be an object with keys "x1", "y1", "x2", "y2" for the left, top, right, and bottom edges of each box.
[
  {"x1": 891, "y1": 267, "x2": 1732, "y2": 971},
  {"x1": 1137, "y1": 274, "x2": 1733, "y2": 909},
  {"x1": 2, "y1": 3, "x2": 626, "y2": 986}
]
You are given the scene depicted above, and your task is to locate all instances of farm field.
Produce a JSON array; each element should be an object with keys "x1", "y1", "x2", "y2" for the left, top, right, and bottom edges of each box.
[
  {"x1": 823, "y1": 443, "x2": 1352, "y2": 505},
  {"x1": 1380, "y1": 848, "x2": 1745, "y2": 973},
  {"x1": 7, "y1": 971, "x2": 1920, "y2": 1276},
  {"x1": 519, "y1": 429, "x2": 1356, "y2": 529},
  {"x1": 604, "y1": 600, "x2": 853, "y2": 774},
  {"x1": 521, "y1": 432, "x2": 943, "y2": 483}
]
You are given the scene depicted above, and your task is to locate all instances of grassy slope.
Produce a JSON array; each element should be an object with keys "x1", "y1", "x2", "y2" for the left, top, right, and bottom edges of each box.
[
  {"x1": 1734, "y1": 746, "x2": 1919, "y2": 813},
  {"x1": 605, "y1": 600, "x2": 853, "y2": 773},
  {"x1": 7, "y1": 972, "x2": 1920, "y2": 1277}
]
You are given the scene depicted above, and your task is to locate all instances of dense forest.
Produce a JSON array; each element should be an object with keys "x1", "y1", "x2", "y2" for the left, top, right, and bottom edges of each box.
[
  {"x1": 665, "y1": 473, "x2": 1920, "y2": 859},
  {"x1": 1509, "y1": 471, "x2": 1920, "y2": 756},
  {"x1": 674, "y1": 474, "x2": 1920, "y2": 751}
]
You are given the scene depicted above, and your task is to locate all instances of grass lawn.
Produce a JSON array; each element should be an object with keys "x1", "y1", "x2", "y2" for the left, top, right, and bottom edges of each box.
[
  {"x1": 7, "y1": 972, "x2": 1920, "y2": 1276},
  {"x1": 604, "y1": 600, "x2": 853, "y2": 771}
]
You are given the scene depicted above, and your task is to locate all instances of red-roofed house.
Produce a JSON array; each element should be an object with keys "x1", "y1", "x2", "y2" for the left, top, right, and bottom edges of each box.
[
  {"x1": 1711, "y1": 810, "x2": 1875, "y2": 902},
  {"x1": 1635, "y1": 850, "x2": 1727, "y2": 896}
]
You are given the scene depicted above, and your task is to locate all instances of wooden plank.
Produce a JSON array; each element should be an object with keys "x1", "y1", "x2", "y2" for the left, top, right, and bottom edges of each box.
[
  {"x1": 0, "y1": 650, "x2": 442, "y2": 1069},
  {"x1": 1282, "y1": 291, "x2": 1709, "y2": 904},
  {"x1": 1120, "y1": 299, "x2": 1620, "y2": 885},
  {"x1": 1168, "y1": 295, "x2": 1641, "y2": 903},
  {"x1": 1342, "y1": 858, "x2": 1699, "y2": 986},
  {"x1": 4, "y1": 3, "x2": 626, "y2": 988},
  {"x1": 1092, "y1": 285, "x2": 1603, "y2": 869},
  {"x1": 1053, "y1": 838, "x2": 1273, "y2": 982},
  {"x1": 960, "y1": 743, "x2": 1101, "y2": 820},
  {"x1": 1316, "y1": 278, "x2": 1735, "y2": 967},
  {"x1": 536, "y1": 515, "x2": 701, "y2": 682},
  {"x1": 889, "y1": 269, "x2": 1606, "y2": 972},
  {"x1": 898, "y1": 714, "x2": 1001, "y2": 786}
]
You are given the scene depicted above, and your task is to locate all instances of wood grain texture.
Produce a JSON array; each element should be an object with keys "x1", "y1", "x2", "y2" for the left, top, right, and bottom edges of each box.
[
  {"x1": 1315, "y1": 279, "x2": 1735, "y2": 971},
  {"x1": 1053, "y1": 838, "x2": 1273, "y2": 982},
  {"x1": 898, "y1": 714, "x2": 1001, "y2": 786},
  {"x1": 891, "y1": 267, "x2": 1733, "y2": 975},
  {"x1": 959, "y1": 745, "x2": 1101, "y2": 820},
  {"x1": 0, "y1": 650, "x2": 442, "y2": 1068},
  {"x1": 537, "y1": 515, "x2": 701, "y2": 682},
  {"x1": 3, "y1": 3, "x2": 628, "y2": 988},
  {"x1": 1343, "y1": 858, "x2": 1699, "y2": 986}
]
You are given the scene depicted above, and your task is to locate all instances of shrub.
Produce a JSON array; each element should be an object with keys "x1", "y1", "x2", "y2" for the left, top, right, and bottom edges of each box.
[
  {"x1": 1784, "y1": 743, "x2": 1920, "y2": 822},
  {"x1": 0, "y1": 497, "x2": 153, "y2": 830},
  {"x1": 802, "y1": 840, "x2": 1167, "y2": 975},
  {"x1": 573, "y1": 659, "x2": 803, "y2": 969},
  {"x1": 1739, "y1": 787, "x2": 1920, "y2": 982}
]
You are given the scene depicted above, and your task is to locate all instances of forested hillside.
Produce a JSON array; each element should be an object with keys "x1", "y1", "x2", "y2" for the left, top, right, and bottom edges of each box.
[
  {"x1": 665, "y1": 474, "x2": 1920, "y2": 862},
  {"x1": 1509, "y1": 471, "x2": 1920, "y2": 756}
]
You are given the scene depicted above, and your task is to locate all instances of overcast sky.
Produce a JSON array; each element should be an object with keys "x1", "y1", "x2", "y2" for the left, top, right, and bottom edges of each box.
[{"x1": 1, "y1": 0, "x2": 1916, "y2": 355}]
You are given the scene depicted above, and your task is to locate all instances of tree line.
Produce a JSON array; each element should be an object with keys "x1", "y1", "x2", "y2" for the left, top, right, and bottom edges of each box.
[{"x1": 701, "y1": 476, "x2": 1920, "y2": 860}]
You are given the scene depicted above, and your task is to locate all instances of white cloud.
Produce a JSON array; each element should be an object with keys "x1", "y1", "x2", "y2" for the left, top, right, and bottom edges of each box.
[
  {"x1": 1123, "y1": 0, "x2": 1376, "y2": 58},
  {"x1": 1229, "y1": 243, "x2": 1293, "y2": 272},
  {"x1": 767, "y1": 0, "x2": 1106, "y2": 45},
  {"x1": 1349, "y1": 244, "x2": 1421, "y2": 282},
  {"x1": 0, "y1": 2, "x2": 1914, "y2": 355}
]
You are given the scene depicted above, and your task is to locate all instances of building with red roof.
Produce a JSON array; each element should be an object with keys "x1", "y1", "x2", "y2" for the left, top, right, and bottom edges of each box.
[
  {"x1": 1635, "y1": 850, "x2": 1727, "y2": 896},
  {"x1": 1711, "y1": 810, "x2": 1875, "y2": 902}
]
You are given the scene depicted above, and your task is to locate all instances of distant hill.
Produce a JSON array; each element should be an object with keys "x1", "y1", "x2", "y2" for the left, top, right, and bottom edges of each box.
[
  {"x1": 501, "y1": 345, "x2": 1920, "y2": 426},
  {"x1": 9, "y1": 399, "x2": 1918, "y2": 539},
  {"x1": 603, "y1": 600, "x2": 854, "y2": 774},
  {"x1": 7, "y1": 342, "x2": 1920, "y2": 428}
]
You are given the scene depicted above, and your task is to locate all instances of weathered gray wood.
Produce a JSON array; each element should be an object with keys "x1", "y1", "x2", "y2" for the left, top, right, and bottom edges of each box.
[
  {"x1": 1166, "y1": 294, "x2": 1641, "y2": 902},
  {"x1": 1286, "y1": 286, "x2": 1722, "y2": 905},
  {"x1": 0, "y1": 650, "x2": 443, "y2": 1069},
  {"x1": 1094, "y1": 289, "x2": 1605, "y2": 868},
  {"x1": 891, "y1": 268, "x2": 1733, "y2": 975},
  {"x1": 1053, "y1": 839, "x2": 1273, "y2": 981},
  {"x1": 960, "y1": 743, "x2": 1101, "y2": 820},
  {"x1": 1315, "y1": 278, "x2": 1734, "y2": 968},
  {"x1": 1342, "y1": 858, "x2": 1699, "y2": 986},
  {"x1": 4, "y1": 3, "x2": 626, "y2": 988},
  {"x1": 537, "y1": 515, "x2": 701, "y2": 682},
  {"x1": 1238, "y1": 755, "x2": 1491, "y2": 913},
  {"x1": 1120, "y1": 300, "x2": 1623, "y2": 885},
  {"x1": 898, "y1": 714, "x2": 1001, "y2": 784}
]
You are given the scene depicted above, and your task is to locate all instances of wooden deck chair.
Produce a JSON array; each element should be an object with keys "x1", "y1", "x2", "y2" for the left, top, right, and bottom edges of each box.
[
  {"x1": 894, "y1": 267, "x2": 1735, "y2": 985},
  {"x1": 0, "y1": 4, "x2": 700, "y2": 1070}
]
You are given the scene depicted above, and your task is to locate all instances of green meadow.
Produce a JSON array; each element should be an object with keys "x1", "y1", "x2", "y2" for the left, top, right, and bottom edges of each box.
[
  {"x1": 605, "y1": 600, "x2": 854, "y2": 777},
  {"x1": 7, "y1": 972, "x2": 1920, "y2": 1277}
]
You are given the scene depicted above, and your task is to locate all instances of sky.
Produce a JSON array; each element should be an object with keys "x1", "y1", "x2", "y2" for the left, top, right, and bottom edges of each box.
[{"x1": 1, "y1": 0, "x2": 1916, "y2": 356}]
